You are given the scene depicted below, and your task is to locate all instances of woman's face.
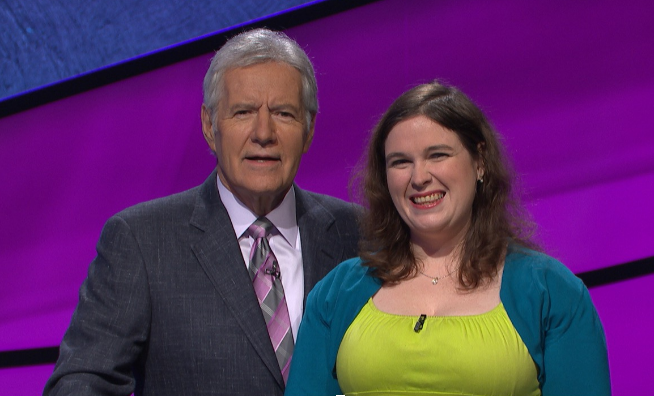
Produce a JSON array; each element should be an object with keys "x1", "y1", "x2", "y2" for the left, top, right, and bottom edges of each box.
[{"x1": 384, "y1": 115, "x2": 482, "y2": 246}]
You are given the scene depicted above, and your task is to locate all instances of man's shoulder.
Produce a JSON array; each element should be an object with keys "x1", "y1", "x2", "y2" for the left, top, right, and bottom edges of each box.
[
  {"x1": 296, "y1": 188, "x2": 361, "y2": 218},
  {"x1": 114, "y1": 183, "x2": 206, "y2": 224}
]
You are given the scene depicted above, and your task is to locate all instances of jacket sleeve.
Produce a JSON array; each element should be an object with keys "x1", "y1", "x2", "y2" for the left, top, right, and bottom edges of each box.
[
  {"x1": 540, "y1": 268, "x2": 611, "y2": 396},
  {"x1": 43, "y1": 215, "x2": 150, "y2": 396}
]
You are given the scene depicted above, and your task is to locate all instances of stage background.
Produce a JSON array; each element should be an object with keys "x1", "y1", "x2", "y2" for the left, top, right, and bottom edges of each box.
[
  {"x1": 0, "y1": 0, "x2": 313, "y2": 100},
  {"x1": 1, "y1": 0, "x2": 653, "y2": 394}
]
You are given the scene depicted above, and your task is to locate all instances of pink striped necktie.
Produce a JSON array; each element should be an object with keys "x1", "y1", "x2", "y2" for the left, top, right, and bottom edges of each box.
[{"x1": 247, "y1": 217, "x2": 294, "y2": 384}]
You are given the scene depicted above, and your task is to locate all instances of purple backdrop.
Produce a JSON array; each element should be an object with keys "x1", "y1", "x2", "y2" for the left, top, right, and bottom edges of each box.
[{"x1": 1, "y1": 0, "x2": 653, "y2": 394}]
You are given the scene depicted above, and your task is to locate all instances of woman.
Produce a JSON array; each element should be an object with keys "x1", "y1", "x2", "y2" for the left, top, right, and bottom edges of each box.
[{"x1": 285, "y1": 81, "x2": 610, "y2": 396}]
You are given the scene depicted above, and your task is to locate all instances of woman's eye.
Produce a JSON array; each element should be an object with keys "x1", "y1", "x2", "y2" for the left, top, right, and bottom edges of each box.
[
  {"x1": 389, "y1": 159, "x2": 409, "y2": 167},
  {"x1": 429, "y1": 152, "x2": 447, "y2": 159}
]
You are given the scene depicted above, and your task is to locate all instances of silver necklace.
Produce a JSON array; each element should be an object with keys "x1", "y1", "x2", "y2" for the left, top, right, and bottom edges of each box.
[{"x1": 418, "y1": 266, "x2": 458, "y2": 285}]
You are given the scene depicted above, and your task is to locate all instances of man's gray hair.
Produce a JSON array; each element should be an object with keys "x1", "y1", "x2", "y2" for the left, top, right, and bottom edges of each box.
[{"x1": 202, "y1": 28, "x2": 318, "y2": 133}]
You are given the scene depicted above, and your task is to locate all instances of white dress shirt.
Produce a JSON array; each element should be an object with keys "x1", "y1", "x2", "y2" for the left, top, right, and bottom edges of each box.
[{"x1": 216, "y1": 176, "x2": 304, "y2": 341}]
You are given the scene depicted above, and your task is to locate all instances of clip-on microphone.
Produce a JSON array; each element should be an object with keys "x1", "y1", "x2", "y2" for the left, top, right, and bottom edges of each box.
[{"x1": 265, "y1": 260, "x2": 281, "y2": 279}]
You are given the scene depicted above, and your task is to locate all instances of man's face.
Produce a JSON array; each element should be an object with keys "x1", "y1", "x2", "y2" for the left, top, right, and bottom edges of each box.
[{"x1": 201, "y1": 62, "x2": 314, "y2": 215}]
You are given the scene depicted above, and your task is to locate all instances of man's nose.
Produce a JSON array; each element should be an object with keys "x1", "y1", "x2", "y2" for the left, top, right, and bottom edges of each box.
[{"x1": 251, "y1": 111, "x2": 275, "y2": 145}]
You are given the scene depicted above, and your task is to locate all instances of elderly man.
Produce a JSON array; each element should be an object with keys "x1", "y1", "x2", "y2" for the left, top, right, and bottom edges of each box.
[{"x1": 43, "y1": 29, "x2": 360, "y2": 396}]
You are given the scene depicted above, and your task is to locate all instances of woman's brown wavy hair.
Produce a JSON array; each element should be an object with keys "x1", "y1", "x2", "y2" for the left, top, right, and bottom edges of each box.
[{"x1": 354, "y1": 80, "x2": 538, "y2": 288}]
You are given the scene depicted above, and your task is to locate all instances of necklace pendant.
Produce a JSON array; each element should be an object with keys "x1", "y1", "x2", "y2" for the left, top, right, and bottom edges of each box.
[{"x1": 431, "y1": 278, "x2": 438, "y2": 285}]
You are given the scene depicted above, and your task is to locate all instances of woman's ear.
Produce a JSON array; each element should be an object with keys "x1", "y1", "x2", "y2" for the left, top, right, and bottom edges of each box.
[{"x1": 476, "y1": 142, "x2": 486, "y2": 181}]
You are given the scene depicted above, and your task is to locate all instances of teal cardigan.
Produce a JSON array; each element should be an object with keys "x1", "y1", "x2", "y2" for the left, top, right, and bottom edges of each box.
[{"x1": 285, "y1": 246, "x2": 611, "y2": 396}]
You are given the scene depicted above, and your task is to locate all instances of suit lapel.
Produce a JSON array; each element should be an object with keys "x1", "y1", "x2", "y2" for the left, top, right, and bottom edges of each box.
[
  {"x1": 188, "y1": 172, "x2": 284, "y2": 388},
  {"x1": 295, "y1": 188, "x2": 344, "y2": 301}
]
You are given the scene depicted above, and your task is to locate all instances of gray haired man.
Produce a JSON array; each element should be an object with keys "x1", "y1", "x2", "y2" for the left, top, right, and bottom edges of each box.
[{"x1": 44, "y1": 29, "x2": 360, "y2": 396}]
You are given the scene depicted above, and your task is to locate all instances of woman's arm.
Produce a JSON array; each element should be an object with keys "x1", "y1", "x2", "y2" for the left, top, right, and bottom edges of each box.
[{"x1": 541, "y1": 282, "x2": 611, "y2": 396}]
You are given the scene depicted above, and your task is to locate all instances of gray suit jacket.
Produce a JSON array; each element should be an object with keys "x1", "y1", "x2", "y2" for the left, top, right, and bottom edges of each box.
[{"x1": 44, "y1": 171, "x2": 360, "y2": 396}]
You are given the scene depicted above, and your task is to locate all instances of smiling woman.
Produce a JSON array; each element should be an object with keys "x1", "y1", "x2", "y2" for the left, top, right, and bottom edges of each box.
[
  {"x1": 285, "y1": 80, "x2": 611, "y2": 396},
  {"x1": 384, "y1": 116, "x2": 482, "y2": 254},
  {"x1": 358, "y1": 81, "x2": 528, "y2": 289}
]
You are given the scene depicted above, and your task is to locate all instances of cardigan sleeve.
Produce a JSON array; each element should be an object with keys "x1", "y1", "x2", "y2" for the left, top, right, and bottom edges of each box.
[
  {"x1": 285, "y1": 263, "x2": 345, "y2": 396},
  {"x1": 285, "y1": 258, "x2": 380, "y2": 396},
  {"x1": 502, "y1": 248, "x2": 611, "y2": 396},
  {"x1": 540, "y1": 273, "x2": 611, "y2": 396}
]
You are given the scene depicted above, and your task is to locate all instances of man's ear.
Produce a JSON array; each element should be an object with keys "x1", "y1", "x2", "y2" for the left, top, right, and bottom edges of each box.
[
  {"x1": 303, "y1": 114, "x2": 316, "y2": 153},
  {"x1": 201, "y1": 104, "x2": 216, "y2": 153}
]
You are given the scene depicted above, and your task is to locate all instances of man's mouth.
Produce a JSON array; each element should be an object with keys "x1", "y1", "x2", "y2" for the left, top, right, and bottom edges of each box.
[
  {"x1": 411, "y1": 192, "x2": 445, "y2": 205},
  {"x1": 245, "y1": 155, "x2": 279, "y2": 163}
]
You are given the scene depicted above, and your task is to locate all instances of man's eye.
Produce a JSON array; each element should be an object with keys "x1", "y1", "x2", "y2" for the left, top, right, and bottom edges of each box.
[
  {"x1": 233, "y1": 109, "x2": 255, "y2": 118},
  {"x1": 276, "y1": 111, "x2": 294, "y2": 119}
]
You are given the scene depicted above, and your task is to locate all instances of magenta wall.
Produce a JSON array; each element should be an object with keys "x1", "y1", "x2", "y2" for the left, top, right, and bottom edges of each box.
[{"x1": 1, "y1": 0, "x2": 653, "y2": 394}]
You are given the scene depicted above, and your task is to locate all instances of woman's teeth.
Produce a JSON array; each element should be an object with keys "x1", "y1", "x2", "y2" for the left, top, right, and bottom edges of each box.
[{"x1": 412, "y1": 192, "x2": 444, "y2": 204}]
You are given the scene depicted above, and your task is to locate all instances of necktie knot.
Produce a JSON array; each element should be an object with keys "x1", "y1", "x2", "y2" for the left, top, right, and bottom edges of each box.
[{"x1": 248, "y1": 217, "x2": 274, "y2": 239}]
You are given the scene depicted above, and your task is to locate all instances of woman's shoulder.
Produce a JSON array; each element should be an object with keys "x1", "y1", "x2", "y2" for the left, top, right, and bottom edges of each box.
[
  {"x1": 503, "y1": 245, "x2": 586, "y2": 296},
  {"x1": 307, "y1": 257, "x2": 381, "y2": 312},
  {"x1": 314, "y1": 257, "x2": 377, "y2": 293}
]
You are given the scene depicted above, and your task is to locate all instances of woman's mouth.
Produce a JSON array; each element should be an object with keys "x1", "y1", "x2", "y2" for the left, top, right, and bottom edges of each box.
[{"x1": 411, "y1": 192, "x2": 445, "y2": 205}]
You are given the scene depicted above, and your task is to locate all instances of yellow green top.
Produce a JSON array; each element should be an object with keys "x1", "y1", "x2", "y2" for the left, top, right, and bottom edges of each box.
[{"x1": 336, "y1": 298, "x2": 541, "y2": 396}]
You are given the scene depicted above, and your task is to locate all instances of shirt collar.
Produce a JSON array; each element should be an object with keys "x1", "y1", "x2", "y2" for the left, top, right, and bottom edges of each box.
[{"x1": 216, "y1": 174, "x2": 298, "y2": 248}]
